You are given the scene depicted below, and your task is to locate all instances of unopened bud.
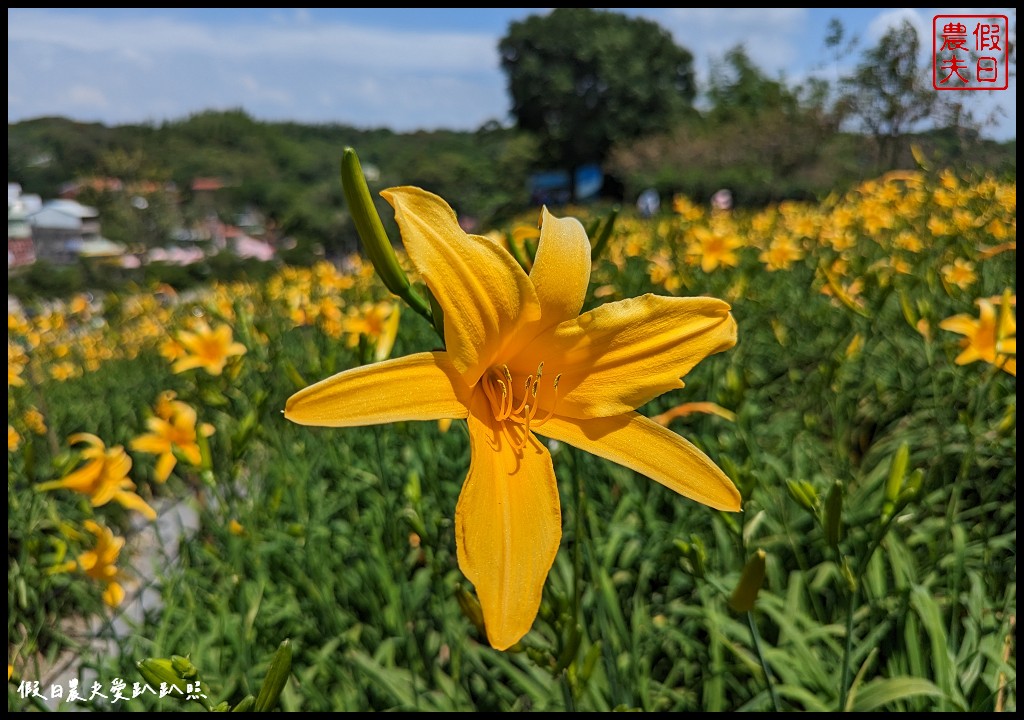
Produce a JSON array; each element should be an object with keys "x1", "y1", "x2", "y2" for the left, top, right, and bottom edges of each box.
[
  {"x1": 786, "y1": 479, "x2": 819, "y2": 514},
  {"x1": 341, "y1": 148, "x2": 431, "y2": 319},
  {"x1": 254, "y1": 639, "x2": 292, "y2": 712},
  {"x1": 729, "y1": 549, "x2": 767, "y2": 613},
  {"x1": 456, "y1": 586, "x2": 487, "y2": 639}
]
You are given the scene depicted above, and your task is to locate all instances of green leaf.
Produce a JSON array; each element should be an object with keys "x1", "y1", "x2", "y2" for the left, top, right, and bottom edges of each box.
[{"x1": 849, "y1": 677, "x2": 945, "y2": 712}]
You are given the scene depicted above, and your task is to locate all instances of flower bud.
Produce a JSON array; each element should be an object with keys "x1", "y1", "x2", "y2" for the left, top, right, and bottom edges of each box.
[
  {"x1": 340, "y1": 148, "x2": 430, "y2": 319},
  {"x1": 456, "y1": 586, "x2": 487, "y2": 639},
  {"x1": 254, "y1": 639, "x2": 292, "y2": 712},
  {"x1": 729, "y1": 549, "x2": 767, "y2": 612}
]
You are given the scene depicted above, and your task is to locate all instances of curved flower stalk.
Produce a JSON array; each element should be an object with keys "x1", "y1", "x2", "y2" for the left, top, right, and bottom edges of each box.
[{"x1": 286, "y1": 187, "x2": 740, "y2": 650}]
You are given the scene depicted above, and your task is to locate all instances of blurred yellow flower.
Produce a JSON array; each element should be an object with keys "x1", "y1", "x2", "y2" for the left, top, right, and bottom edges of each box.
[
  {"x1": 939, "y1": 295, "x2": 1016, "y2": 376},
  {"x1": 172, "y1": 321, "x2": 247, "y2": 376},
  {"x1": 286, "y1": 187, "x2": 739, "y2": 650},
  {"x1": 159, "y1": 337, "x2": 186, "y2": 363},
  {"x1": 37, "y1": 434, "x2": 157, "y2": 520},
  {"x1": 8, "y1": 425, "x2": 21, "y2": 452},
  {"x1": 22, "y1": 407, "x2": 46, "y2": 436},
  {"x1": 941, "y1": 258, "x2": 977, "y2": 292},
  {"x1": 77, "y1": 520, "x2": 128, "y2": 607},
  {"x1": 686, "y1": 224, "x2": 743, "y2": 273},
  {"x1": 131, "y1": 394, "x2": 214, "y2": 483},
  {"x1": 759, "y1": 236, "x2": 803, "y2": 272},
  {"x1": 343, "y1": 301, "x2": 401, "y2": 362},
  {"x1": 8, "y1": 343, "x2": 28, "y2": 387},
  {"x1": 49, "y1": 361, "x2": 79, "y2": 381}
]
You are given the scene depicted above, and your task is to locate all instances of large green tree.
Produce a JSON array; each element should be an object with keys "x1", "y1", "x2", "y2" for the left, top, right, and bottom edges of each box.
[
  {"x1": 499, "y1": 8, "x2": 696, "y2": 171},
  {"x1": 839, "y1": 19, "x2": 936, "y2": 169}
]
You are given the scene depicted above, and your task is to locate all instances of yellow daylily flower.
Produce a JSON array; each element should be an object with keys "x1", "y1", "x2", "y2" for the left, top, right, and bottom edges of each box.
[
  {"x1": 77, "y1": 520, "x2": 128, "y2": 607},
  {"x1": 686, "y1": 223, "x2": 743, "y2": 273},
  {"x1": 36, "y1": 434, "x2": 157, "y2": 521},
  {"x1": 939, "y1": 296, "x2": 1016, "y2": 376},
  {"x1": 343, "y1": 301, "x2": 402, "y2": 361},
  {"x1": 940, "y1": 258, "x2": 977, "y2": 292},
  {"x1": 131, "y1": 394, "x2": 214, "y2": 483},
  {"x1": 171, "y1": 320, "x2": 247, "y2": 376},
  {"x1": 286, "y1": 187, "x2": 740, "y2": 650}
]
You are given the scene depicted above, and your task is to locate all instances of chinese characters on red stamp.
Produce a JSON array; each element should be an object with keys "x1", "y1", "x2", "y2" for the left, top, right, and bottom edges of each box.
[{"x1": 933, "y1": 14, "x2": 1009, "y2": 90}]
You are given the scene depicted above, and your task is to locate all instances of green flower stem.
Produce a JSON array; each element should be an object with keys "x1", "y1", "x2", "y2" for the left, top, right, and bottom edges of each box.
[
  {"x1": 838, "y1": 589, "x2": 857, "y2": 711},
  {"x1": 746, "y1": 611, "x2": 781, "y2": 712}
]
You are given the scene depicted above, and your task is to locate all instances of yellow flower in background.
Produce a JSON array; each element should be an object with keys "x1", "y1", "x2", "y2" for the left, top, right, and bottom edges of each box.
[
  {"x1": 131, "y1": 394, "x2": 214, "y2": 483},
  {"x1": 672, "y1": 194, "x2": 705, "y2": 222},
  {"x1": 343, "y1": 301, "x2": 401, "y2": 362},
  {"x1": 893, "y1": 231, "x2": 923, "y2": 253},
  {"x1": 686, "y1": 223, "x2": 743, "y2": 273},
  {"x1": 941, "y1": 258, "x2": 977, "y2": 292},
  {"x1": 8, "y1": 425, "x2": 21, "y2": 452},
  {"x1": 77, "y1": 520, "x2": 128, "y2": 607},
  {"x1": 759, "y1": 235, "x2": 803, "y2": 272},
  {"x1": 49, "y1": 361, "x2": 79, "y2": 381},
  {"x1": 286, "y1": 187, "x2": 740, "y2": 650},
  {"x1": 648, "y1": 250, "x2": 682, "y2": 293},
  {"x1": 22, "y1": 407, "x2": 47, "y2": 436},
  {"x1": 8, "y1": 343, "x2": 28, "y2": 387},
  {"x1": 36, "y1": 434, "x2": 157, "y2": 521},
  {"x1": 939, "y1": 295, "x2": 1016, "y2": 376},
  {"x1": 159, "y1": 337, "x2": 186, "y2": 363},
  {"x1": 171, "y1": 320, "x2": 247, "y2": 375}
]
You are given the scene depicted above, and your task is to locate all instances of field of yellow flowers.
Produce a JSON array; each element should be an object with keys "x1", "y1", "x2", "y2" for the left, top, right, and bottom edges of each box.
[{"x1": 8, "y1": 166, "x2": 1016, "y2": 711}]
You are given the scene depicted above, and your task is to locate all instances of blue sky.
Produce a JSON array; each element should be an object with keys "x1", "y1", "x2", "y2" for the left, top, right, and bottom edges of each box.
[{"x1": 7, "y1": 8, "x2": 1016, "y2": 140}]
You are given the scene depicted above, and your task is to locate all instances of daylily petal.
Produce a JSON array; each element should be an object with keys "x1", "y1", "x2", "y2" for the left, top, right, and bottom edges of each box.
[
  {"x1": 530, "y1": 208, "x2": 591, "y2": 327},
  {"x1": 78, "y1": 550, "x2": 99, "y2": 572},
  {"x1": 106, "y1": 448, "x2": 132, "y2": 480},
  {"x1": 382, "y1": 187, "x2": 541, "y2": 383},
  {"x1": 180, "y1": 444, "x2": 203, "y2": 467},
  {"x1": 172, "y1": 355, "x2": 207, "y2": 373},
  {"x1": 457, "y1": 391, "x2": 561, "y2": 650},
  {"x1": 938, "y1": 314, "x2": 978, "y2": 336},
  {"x1": 286, "y1": 351, "x2": 470, "y2": 427},
  {"x1": 37, "y1": 459, "x2": 102, "y2": 493},
  {"x1": 131, "y1": 433, "x2": 171, "y2": 455},
  {"x1": 114, "y1": 491, "x2": 157, "y2": 521},
  {"x1": 154, "y1": 452, "x2": 177, "y2": 483},
  {"x1": 103, "y1": 582, "x2": 125, "y2": 608},
  {"x1": 512, "y1": 294, "x2": 737, "y2": 418},
  {"x1": 538, "y1": 413, "x2": 741, "y2": 512}
]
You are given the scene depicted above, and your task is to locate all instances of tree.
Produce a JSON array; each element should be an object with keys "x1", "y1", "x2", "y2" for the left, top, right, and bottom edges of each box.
[
  {"x1": 839, "y1": 19, "x2": 936, "y2": 169},
  {"x1": 499, "y1": 8, "x2": 695, "y2": 173}
]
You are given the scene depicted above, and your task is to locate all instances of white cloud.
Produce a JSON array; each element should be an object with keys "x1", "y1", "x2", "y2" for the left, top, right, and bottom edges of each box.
[
  {"x1": 656, "y1": 8, "x2": 808, "y2": 73},
  {"x1": 6, "y1": 8, "x2": 1014, "y2": 138},
  {"x1": 7, "y1": 9, "x2": 499, "y2": 74},
  {"x1": 67, "y1": 84, "x2": 109, "y2": 110}
]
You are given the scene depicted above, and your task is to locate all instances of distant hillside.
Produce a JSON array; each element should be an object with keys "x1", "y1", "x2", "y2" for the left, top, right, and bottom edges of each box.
[
  {"x1": 8, "y1": 110, "x2": 538, "y2": 254},
  {"x1": 8, "y1": 110, "x2": 1015, "y2": 257}
]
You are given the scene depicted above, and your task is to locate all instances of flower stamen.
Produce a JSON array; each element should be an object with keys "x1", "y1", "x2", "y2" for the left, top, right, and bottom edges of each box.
[{"x1": 484, "y1": 363, "x2": 560, "y2": 453}]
